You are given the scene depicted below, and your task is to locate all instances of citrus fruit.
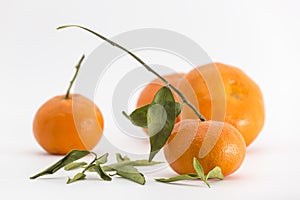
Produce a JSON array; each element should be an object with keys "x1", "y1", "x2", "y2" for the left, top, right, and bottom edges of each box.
[
  {"x1": 179, "y1": 63, "x2": 264, "y2": 146},
  {"x1": 32, "y1": 55, "x2": 104, "y2": 155},
  {"x1": 164, "y1": 119, "x2": 246, "y2": 176},
  {"x1": 33, "y1": 94, "x2": 104, "y2": 155}
]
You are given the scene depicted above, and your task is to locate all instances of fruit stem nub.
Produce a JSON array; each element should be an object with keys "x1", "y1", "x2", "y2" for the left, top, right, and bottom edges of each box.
[
  {"x1": 65, "y1": 55, "x2": 85, "y2": 99},
  {"x1": 57, "y1": 25, "x2": 206, "y2": 121}
]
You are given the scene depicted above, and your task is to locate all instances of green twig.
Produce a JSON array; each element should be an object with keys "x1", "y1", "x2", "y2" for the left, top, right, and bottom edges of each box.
[
  {"x1": 57, "y1": 25, "x2": 206, "y2": 121},
  {"x1": 65, "y1": 54, "x2": 85, "y2": 99}
]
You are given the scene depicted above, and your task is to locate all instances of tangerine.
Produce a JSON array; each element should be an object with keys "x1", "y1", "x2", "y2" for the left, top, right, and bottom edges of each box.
[
  {"x1": 164, "y1": 119, "x2": 246, "y2": 176},
  {"x1": 33, "y1": 94, "x2": 104, "y2": 155},
  {"x1": 179, "y1": 63, "x2": 264, "y2": 146},
  {"x1": 32, "y1": 55, "x2": 104, "y2": 154}
]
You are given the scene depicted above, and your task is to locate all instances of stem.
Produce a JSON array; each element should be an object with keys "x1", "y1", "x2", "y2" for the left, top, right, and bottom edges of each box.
[
  {"x1": 57, "y1": 25, "x2": 206, "y2": 121},
  {"x1": 82, "y1": 152, "x2": 98, "y2": 173},
  {"x1": 65, "y1": 54, "x2": 85, "y2": 99}
]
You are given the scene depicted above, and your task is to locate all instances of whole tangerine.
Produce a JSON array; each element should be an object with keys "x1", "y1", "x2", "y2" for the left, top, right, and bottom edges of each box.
[
  {"x1": 32, "y1": 55, "x2": 104, "y2": 154},
  {"x1": 164, "y1": 119, "x2": 246, "y2": 176}
]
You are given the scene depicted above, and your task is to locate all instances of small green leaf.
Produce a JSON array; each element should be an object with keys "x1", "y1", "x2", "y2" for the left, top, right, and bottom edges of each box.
[
  {"x1": 193, "y1": 158, "x2": 210, "y2": 188},
  {"x1": 206, "y1": 166, "x2": 224, "y2": 181},
  {"x1": 123, "y1": 101, "x2": 181, "y2": 129},
  {"x1": 101, "y1": 163, "x2": 126, "y2": 172},
  {"x1": 83, "y1": 163, "x2": 96, "y2": 172},
  {"x1": 30, "y1": 150, "x2": 90, "y2": 179},
  {"x1": 102, "y1": 160, "x2": 163, "y2": 172},
  {"x1": 130, "y1": 160, "x2": 163, "y2": 167},
  {"x1": 193, "y1": 158, "x2": 205, "y2": 180},
  {"x1": 116, "y1": 153, "x2": 123, "y2": 162},
  {"x1": 93, "y1": 165, "x2": 112, "y2": 181},
  {"x1": 151, "y1": 86, "x2": 176, "y2": 104},
  {"x1": 148, "y1": 86, "x2": 176, "y2": 161},
  {"x1": 95, "y1": 153, "x2": 109, "y2": 165},
  {"x1": 148, "y1": 103, "x2": 167, "y2": 136},
  {"x1": 67, "y1": 172, "x2": 86, "y2": 184},
  {"x1": 116, "y1": 153, "x2": 130, "y2": 163},
  {"x1": 122, "y1": 105, "x2": 149, "y2": 128},
  {"x1": 155, "y1": 174, "x2": 199, "y2": 183},
  {"x1": 115, "y1": 165, "x2": 145, "y2": 185},
  {"x1": 64, "y1": 162, "x2": 87, "y2": 171},
  {"x1": 155, "y1": 159, "x2": 223, "y2": 188}
]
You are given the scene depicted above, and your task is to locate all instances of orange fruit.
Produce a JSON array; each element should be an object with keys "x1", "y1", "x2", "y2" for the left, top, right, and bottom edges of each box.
[
  {"x1": 136, "y1": 73, "x2": 184, "y2": 124},
  {"x1": 33, "y1": 55, "x2": 104, "y2": 155},
  {"x1": 33, "y1": 94, "x2": 104, "y2": 155},
  {"x1": 179, "y1": 63, "x2": 264, "y2": 146},
  {"x1": 164, "y1": 119, "x2": 246, "y2": 176}
]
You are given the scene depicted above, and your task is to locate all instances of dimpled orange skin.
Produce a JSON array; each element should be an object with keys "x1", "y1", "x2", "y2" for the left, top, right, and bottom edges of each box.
[
  {"x1": 136, "y1": 73, "x2": 184, "y2": 125},
  {"x1": 180, "y1": 63, "x2": 265, "y2": 146},
  {"x1": 164, "y1": 120, "x2": 246, "y2": 176},
  {"x1": 33, "y1": 94, "x2": 104, "y2": 155}
]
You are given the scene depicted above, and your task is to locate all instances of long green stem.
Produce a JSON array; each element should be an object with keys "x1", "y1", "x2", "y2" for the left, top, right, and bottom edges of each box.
[
  {"x1": 57, "y1": 25, "x2": 206, "y2": 121},
  {"x1": 65, "y1": 54, "x2": 85, "y2": 99}
]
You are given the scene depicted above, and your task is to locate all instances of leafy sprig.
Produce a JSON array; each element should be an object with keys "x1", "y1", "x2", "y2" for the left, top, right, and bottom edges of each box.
[
  {"x1": 156, "y1": 157, "x2": 224, "y2": 188},
  {"x1": 57, "y1": 25, "x2": 206, "y2": 162},
  {"x1": 29, "y1": 150, "x2": 90, "y2": 179},
  {"x1": 124, "y1": 86, "x2": 181, "y2": 162},
  {"x1": 30, "y1": 150, "x2": 162, "y2": 185}
]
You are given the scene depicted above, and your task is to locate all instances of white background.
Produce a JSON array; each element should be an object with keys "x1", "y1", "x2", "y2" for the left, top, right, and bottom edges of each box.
[{"x1": 1, "y1": 0, "x2": 300, "y2": 199}]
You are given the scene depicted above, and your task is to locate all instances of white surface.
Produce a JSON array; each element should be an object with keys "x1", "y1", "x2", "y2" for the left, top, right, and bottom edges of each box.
[{"x1": 1, "y1": 0, "x2": 300, "y2": 199}]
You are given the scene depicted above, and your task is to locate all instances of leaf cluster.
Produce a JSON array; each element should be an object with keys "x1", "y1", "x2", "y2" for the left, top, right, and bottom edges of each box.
[
  {"x1": 30, "y1": 150, "x2": 162, "y2": 185},
  {"x1": 124, "y1": 86, "x2": 181, "y2": 161},
  {"x1": 156, "y1": 157, "x2": 224, "y2": 188}
]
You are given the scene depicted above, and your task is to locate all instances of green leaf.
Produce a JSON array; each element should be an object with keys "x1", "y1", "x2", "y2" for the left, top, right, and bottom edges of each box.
[
  {"x1": 67, "y1": 172, "x2": 86, "y2": 184},
  {"x1": 129, "y1": 160, "x2": 163, "y2": 167},
  {"x1": 102, "y1": 160, "x2": 163, "y2": 172},
  {"x1": 151, "y1": 86, "x2": 176, "y2": 104},
  {"x1": 193, "y1": 158, "x2": 205, "y2": 180},
  {"x1": 148, "y1": 86, "x2": 176, "y2": 161},
  {"x1": 155, "y1": 174, "x2": 199, "y2": 183},
  {"x1": 193, "y1": 157, "x2": 210, "y2": 188},
  {"x1": 122, "y1": 105, "x2": 149, "y2": 128},
  {"x1": 93, "y1": 165, "x2": 112, "y2": 181},
  {"x1": 123, "y1": 102, "x2": 181, "y2": 129},
  {"x1": 116, "y1": 153, "x2": 130, "y2": 163},
  {"x1": 95, "y1": 153, "x2": 109, "y2": 165},
  {"x1": 155, "y1": 159, "x2": 223, "y2": 188},
  {"x1": 64, "y1": 162, "x2": 87, "y2": 171},
  {"x1": 206, "y1": 167, "x2": 224, "y2": 181},
  {"x1": 30, "y1": 150, "x2": 90, "y2": 179},
  {"x1": 148, "y1": 104, "x2": 167, "y2": 135},
  {"x1": 114, "y1": 165, "x2": 145, "y2": 185}
]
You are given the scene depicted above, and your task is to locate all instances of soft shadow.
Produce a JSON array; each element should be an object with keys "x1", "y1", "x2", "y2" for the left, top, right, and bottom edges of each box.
[
  {"x1": 246, "y1": 145, "x2": 266, "y2": 154},
  {"x1": 25, "y1": 148, "x2": 64, "y2": 158},
  {"x1": 155, "y1": 180, "x2": 208, "y2": 188},
  {"x1": 222, "y1": 174, "x2": 246, "y2": 181},
  {"x1": 29, "y1": 150, "x2": 51, "y2": 156},
  {"x1": 31, "y1": 176, "x2": 66, "y2": 181}
]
